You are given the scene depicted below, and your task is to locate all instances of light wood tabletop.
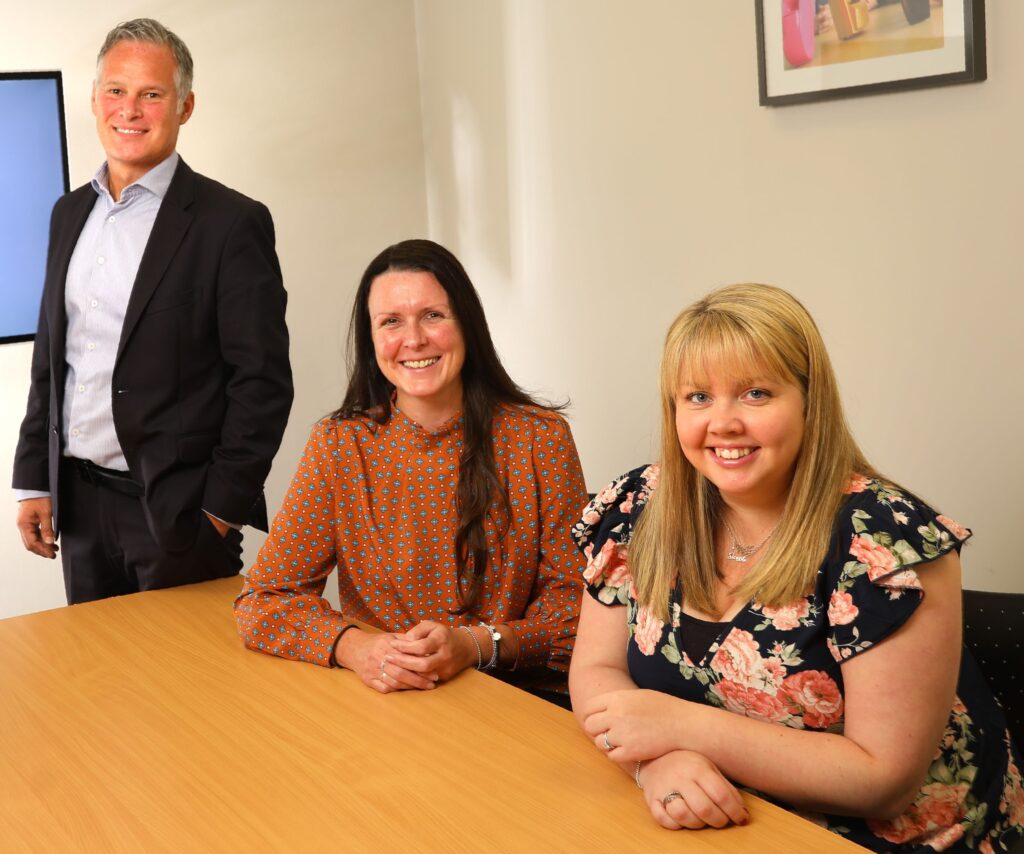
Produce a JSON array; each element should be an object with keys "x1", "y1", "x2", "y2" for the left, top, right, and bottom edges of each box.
[{"x1": 0, "y1": 577, "x2": 863, "y2": 853}]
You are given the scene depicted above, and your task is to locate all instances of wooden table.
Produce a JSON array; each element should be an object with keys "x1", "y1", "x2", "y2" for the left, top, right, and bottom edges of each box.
[{"x1": 0, "y1": 578, "x2": 862, "y2": 852}]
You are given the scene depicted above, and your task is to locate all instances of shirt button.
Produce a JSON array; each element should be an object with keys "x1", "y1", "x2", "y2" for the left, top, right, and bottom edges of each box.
[
  {"x1": 87, "y1": 342, "x2": 96, "y2": 350},
  {"x1": 78, "y1": 384, "x2": 86, "y2": 393},
  {"x1": 108, "y1": 216, "x2": 116, "y2": 223},
  {"x1": 90, "y1": 299, "x2": 98, "y2": 308},
  {"x1": 71, "y1": 428, "x2": 80, "y2": 437},
  {"x1": 97, "y1": 256, "x2": 106, "y2": 265}
]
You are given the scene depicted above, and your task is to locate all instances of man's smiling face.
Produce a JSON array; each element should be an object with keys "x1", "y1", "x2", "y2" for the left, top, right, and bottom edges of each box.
[{"x1": 91, "y1": 39, "x2": 194, "y2": 189}]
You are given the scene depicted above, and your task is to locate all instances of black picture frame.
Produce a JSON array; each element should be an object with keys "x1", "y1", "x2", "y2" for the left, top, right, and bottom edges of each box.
[{"x1": 755, "y1": 0, "x2": 986, "y2": 107}]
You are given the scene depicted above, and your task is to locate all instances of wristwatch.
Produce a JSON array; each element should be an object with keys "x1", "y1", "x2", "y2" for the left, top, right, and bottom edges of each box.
[{"x1": 479, "y1": 622, "x2": 501, "y2": 671}]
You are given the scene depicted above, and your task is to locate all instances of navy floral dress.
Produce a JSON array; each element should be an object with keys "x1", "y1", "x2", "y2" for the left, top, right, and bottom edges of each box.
[{"x1": 573, "y1": 465, "x2": 1024, "y2": 853}]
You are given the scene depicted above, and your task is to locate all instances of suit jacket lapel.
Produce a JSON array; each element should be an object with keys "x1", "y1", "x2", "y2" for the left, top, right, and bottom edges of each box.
[
  {"x1": 116, "y1": 158, "x2": 196, "y2": 362},
  {"x1": 48, "y1": 187, "x2": 97, "y2": 386}
]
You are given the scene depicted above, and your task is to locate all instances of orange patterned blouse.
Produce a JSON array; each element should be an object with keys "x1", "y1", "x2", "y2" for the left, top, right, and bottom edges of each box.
[{"x1": 234, "y1": 403, "x2": 588, "y2": 686}]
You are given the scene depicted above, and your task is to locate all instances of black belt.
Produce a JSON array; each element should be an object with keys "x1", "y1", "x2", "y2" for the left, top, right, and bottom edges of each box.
[{"x1": 66, "y1": 457, "x2": 144, "y2": 498}]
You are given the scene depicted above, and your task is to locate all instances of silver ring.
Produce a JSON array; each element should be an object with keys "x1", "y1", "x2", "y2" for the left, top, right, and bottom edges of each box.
[
  {"x1": 662, "y1": 790, "x2": 684, "y2": 807},
  {"x1": 380, "y1": 663, "x2": 387, "y2": 682},
  {"x1": 602, "y1": 732, "x2": 615, "y2": 751}
]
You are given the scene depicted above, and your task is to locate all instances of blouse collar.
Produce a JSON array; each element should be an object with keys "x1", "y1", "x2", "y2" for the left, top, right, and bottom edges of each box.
[{"x1": 390, "y1": 402, "x2": 464, "y2": 441}]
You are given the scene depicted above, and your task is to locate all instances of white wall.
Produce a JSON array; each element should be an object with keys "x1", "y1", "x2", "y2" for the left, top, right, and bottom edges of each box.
[
  {"x1": 4, "y1": 1, "x2": 1020, "y2": 617},
  {"x1": 414, "y1": 0, "x2": 1023, "y2": 593},
  {"x1": 1, "y1": 0, "x2": 427, "y2": 618}
]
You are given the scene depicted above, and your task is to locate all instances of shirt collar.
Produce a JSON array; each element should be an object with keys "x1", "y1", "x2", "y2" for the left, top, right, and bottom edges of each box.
[{"x1": 91, "y1": 151, "x2": 180, "y2": 202}]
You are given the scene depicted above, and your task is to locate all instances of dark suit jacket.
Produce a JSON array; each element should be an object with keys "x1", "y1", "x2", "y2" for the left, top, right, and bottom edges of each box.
[{"x1": 13, "y1": 158, "x2": 293, "y2": 552}]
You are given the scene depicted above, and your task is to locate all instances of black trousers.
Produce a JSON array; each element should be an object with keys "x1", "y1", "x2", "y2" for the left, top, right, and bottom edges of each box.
[{"x1": 58, "y1": 458, "x2": 242, "y2": 605}]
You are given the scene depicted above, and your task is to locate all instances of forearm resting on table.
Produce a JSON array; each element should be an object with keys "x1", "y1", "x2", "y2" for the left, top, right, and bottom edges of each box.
[
  {"x1": 569, "y1": 662, "x2": 637, "y2": 727},
  {"x1": 676, "y1": 703, "x2": 925, "y2": 818}
]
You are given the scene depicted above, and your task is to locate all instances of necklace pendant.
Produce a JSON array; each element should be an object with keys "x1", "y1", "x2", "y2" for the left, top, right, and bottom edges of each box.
[{"x1": 726, "y1": 548, "x2": 750, "y2": 563}]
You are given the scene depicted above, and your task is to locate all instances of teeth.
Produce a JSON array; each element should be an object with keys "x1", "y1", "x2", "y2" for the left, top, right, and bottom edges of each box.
[
  {"x1": 715, "y1": 447, "x2": 753, "y2": 460},
  {"x1": 115, "y1": 128, "x2": 144, "y2": 134},
  {"x1": 402, "y1": 358, "x2": 439, "y2": 369}
]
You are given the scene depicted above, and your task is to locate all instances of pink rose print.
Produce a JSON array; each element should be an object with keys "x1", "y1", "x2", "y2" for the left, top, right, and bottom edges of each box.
[
  {"x1": 827, "y1": 591, "x2": 859, "y2": 626},
  {"x1": 597, "y1": 479, "x2": 625, "y2": 505},
  {"x1": 827, "y1": 637, "x2": 854, "y2": 662},
  {"x1": 619, "y1": 491, "x2": 635, "y2": 513},
  {"x1": 844, "y1": 474, "x2": 870, "y2": 494},
  {"x1": 914, "y1": 782, "x2": 969, "y2": 832},
  {"x1": 1003, "y1": 757, "x2": 1024, "y2": 825},
  {"x1": 711, "y1": 680, "x2": 793, "y2": 724},
  {"x1": 867, "y1": 811, "x2": 927, "y2": 845},
  {"x1": 848, "y1": 534, "x2": 898, "y2": 581},
  {"x1": 919, "y1": 822, "x2": 964, "y2": 850},
  {"x1": 780, "y1": 671, "x2": 844, "y2": 729},
  {"x1": 582, "y1": 539, "x2": 631, "y2": 588},
  {"x1": 634, "y1": 605, "x2": 665, "y2": 656},
  {"x1": 872, "y1": 782, "x2": 970, "y2": 844},
  {"x1": 761, "y1": 599, "x2": 810, "y2": 630},
  {"x1": 640, "y1": 464, "x2": 660, "y2": 490},
  {"x1": 762, "y1": 657, "x2": 786, "y2": 691},
  {"x1": 936, "y1": 514, "x2": 970, "y2": 541},
  {"x1": 582, "y1": 509, "x2": 601, "y2": 526},
  {"x1": 887, "y1": 568, "x2": 923, "y2": 591},
  {"x1": 710, "y1": 629, "x2": 766, "y2": 689}
]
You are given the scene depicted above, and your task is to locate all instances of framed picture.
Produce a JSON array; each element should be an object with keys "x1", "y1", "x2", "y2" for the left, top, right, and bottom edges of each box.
[{"x1": 755, "y1": 0, "x2": 986, "y2": 106}]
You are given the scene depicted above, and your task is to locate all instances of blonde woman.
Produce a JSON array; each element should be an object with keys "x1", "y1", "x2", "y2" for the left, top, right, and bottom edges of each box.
[{"x1": 569, "y1": 284, "x2": 1022, "y2": 852}]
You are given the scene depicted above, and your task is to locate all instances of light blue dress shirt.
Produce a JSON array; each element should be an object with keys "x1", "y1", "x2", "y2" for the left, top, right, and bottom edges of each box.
[{"x1": 15, "y1": 153, "x2": 178, "y2": 501}]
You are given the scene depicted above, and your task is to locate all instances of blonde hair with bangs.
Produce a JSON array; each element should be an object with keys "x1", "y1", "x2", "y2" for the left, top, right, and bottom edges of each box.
[{"x1": 630, "y1": 283, "x2": 879, "y2": 621}]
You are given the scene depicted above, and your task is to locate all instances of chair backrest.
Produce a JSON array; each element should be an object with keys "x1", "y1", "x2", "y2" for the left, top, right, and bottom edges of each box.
[{"x1": 962, "y1": 589, "x2": 1024, "y2": 752}]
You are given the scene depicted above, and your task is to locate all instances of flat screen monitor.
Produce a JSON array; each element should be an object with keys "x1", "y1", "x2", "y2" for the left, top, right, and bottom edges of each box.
[{"x1": 0, "y1": 72, "x2": 70, "y2": 344}]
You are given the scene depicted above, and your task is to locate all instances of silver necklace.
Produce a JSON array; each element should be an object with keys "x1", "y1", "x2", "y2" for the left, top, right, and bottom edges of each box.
[{"x1": 722, "y1": 517, "x2": 778, "y2": 563}]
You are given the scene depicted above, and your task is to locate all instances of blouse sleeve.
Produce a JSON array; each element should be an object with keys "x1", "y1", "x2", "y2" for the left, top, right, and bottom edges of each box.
[
  {"x1": 233, "y1": 420, "x2": 349, "y2": 667},
  {"x1": 571, "y1": 464, "x2": 658, "y2": 607},
  {"x1": 825, "y1": 479, "x2": 972, "y2": 664},
  {"x1": 505, "y1": 414, "x2": 589, "y2": 672}
]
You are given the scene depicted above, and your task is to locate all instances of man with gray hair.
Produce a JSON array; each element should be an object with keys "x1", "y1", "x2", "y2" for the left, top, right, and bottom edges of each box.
[{"x1": 13, "y1": 18, "x2": 293, "y2": 603}]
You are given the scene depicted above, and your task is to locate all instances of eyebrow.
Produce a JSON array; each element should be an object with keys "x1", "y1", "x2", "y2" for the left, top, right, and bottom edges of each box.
[
  {"x1": 99, "y1": 79, "x2": 169, "y2": 91},
  {"x1": 679, "y1": 374, "x2": 778, "y2": 389},
  {"x1": 369, "y1": 303, "x2": 451, "y2": 320}
]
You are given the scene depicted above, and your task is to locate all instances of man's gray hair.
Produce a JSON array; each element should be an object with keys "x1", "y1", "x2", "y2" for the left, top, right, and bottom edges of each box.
[{"x1": 96, "y1": 18, "x2": 194, "y2": 109}]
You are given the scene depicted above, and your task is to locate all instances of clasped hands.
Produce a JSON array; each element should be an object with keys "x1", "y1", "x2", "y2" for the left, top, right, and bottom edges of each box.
[
  {"x1": 337, "y1": 620, "x2": 479, "y2": 693},
  {"x1": 580, "y1": 689, "x2": 749, "y2": 830}
]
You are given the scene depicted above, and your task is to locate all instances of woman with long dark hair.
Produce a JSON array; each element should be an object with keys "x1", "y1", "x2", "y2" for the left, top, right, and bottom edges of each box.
[{"x1": 235, "y1": 239, "x2": 587, "y2": 699}]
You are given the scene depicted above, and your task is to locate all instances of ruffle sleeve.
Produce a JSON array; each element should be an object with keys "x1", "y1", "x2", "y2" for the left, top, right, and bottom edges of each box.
[
  {"x1": 571, "y1": 464, "x2": 658, "y2": 606},
  {"x1": 825, "y1": 477, "x2": 972, "y2": 665}
]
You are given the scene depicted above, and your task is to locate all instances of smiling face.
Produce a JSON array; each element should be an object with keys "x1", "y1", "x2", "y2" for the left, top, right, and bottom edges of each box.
[
  {"x1": 675, "y1": 363, "x2": 806, "y2": 512},
  {"x1": 368, "y1": 269, "x2": 466, "y2": 429},
  {"x1": 91, "y1": 39, "x2": 194, "y2": 197}
]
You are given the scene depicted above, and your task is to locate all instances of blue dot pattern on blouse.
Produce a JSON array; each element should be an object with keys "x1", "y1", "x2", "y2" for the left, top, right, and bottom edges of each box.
[{"x1": 235, "y1": 403, "x2": 588, "y2": 678}]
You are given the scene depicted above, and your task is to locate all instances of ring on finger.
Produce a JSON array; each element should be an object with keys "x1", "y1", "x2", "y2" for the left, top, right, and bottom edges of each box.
[
  {"x1": 380, "y1": 662, "x2": 388, "y2": 682},
  {"x1": 602, "y1": 732, "x2": 616, "y2": 751},
  {"x1": 662, "y1": 790, "x2": 684, "y2": 807}
]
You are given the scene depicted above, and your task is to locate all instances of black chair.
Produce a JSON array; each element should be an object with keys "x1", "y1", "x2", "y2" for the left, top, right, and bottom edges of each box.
[{"x1": 962, "y1": 589, "x2": 1024, "y2": 751}]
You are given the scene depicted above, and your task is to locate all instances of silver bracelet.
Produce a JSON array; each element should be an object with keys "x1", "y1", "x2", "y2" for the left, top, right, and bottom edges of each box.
[
  {"x1": 634, "y1": 760, "x2": 644, "y2": 790},
  {"x1": 479, "y1": 622, "x2": 501, "y2": 671},
  {"x1": 459, "y1": 625, "x2": 483, "y2": 670}
]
